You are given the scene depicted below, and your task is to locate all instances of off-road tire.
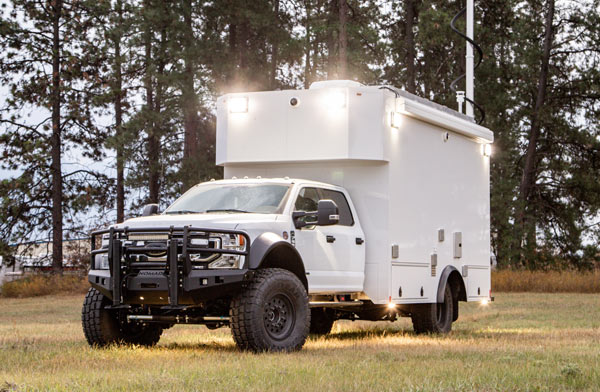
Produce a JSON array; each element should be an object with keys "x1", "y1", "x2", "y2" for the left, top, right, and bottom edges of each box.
[
  {"x1": 411, "y1": 284, "x2": 454, "y2": 334},
  {"x1": 82, "y1": 288, "x2": 163, "y2": 347},
  {"x1": 230, "y1": 268, "x2": 310, "y2": 352},
  {"x1": 310, "y1": 308, "x2": 335, "y2": 335}
]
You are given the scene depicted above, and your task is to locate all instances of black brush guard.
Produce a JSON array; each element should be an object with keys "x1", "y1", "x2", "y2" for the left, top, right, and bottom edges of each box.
[{"x1": 89, "y1": 226, "x2": 251, "y2": 307}]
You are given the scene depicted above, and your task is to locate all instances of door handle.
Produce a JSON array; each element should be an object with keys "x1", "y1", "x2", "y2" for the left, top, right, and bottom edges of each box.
[
  {"x1": 355, "y1": 238, "x2": 364, "y2": 245},
  {"x1": 326, "y1": 235, "x2": 336, "y2": 243}
]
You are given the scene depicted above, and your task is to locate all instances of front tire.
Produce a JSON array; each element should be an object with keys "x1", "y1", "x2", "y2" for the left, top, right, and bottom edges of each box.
[
  {"x1": 230, "y1": 268, "x2": 310, "y2": 352},
  {"x1": 81, "y1": 288, "x2": 163, "y2": 347},
  {"x1": 411, "y1": 285, "x2": 454, "y2": 334}
]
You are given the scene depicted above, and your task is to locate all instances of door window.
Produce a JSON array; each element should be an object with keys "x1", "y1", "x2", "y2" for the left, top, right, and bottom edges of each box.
[
  {"x1": 293, "y1": 187, "x2": 354, "y2": 226},
  {"x1": 319, "y1": 189, "x2": 354, "y2": 226}
]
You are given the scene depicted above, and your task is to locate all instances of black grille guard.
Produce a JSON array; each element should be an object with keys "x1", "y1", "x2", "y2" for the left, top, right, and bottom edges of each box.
[{"x1": 90, "y1": 226, "x2": 251, "y2": 306}]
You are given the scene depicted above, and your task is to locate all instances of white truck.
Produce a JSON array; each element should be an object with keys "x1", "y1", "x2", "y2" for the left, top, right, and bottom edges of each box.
[{"x1": 82, "y1": 80, "x2": 494, "y2": 352}]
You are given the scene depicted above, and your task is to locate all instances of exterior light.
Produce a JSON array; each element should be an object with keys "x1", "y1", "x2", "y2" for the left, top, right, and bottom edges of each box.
[
  {"x1": 327, "y1": 90, "x2": 347, "y2": 109},
  {"x1": 387, "y1": 302, "x2": 396, "y2": 310},
  {"x1": 390, "y1": 112, "x2": 402, "y2": 129},
  {"x1": 228, "y1": 96, "x2": 248, "y2": 113},
  {"x1": 480, "y1": 299, "x2": 489, "y2": 306},
  {"x1": 481, "y1": 143, "x2": 492, "y2": 157}
]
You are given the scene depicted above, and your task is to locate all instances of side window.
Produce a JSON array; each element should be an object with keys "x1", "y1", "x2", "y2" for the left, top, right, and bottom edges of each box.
[
  {"x1": 294, "y1": 187, "x2": 320, "y2": 212},
  {"x1": 319, "y1": 189, "x2": 354, "y2": 226}
]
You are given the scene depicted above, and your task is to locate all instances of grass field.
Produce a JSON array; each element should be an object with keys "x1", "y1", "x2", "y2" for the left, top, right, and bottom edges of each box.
[{"x1": 1, "y1": 293, "x2": 599, "y2": 391}]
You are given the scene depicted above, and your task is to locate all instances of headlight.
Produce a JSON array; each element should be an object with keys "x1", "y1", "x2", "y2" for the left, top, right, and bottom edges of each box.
[
  {"x1": 94, "y1": 254, "x2": 110, "y2": 270},
  {"x1": 208, "y1": 234, "x2": 246, "y2": 269}
]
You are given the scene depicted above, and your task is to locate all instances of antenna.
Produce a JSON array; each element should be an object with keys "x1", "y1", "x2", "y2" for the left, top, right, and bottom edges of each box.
[
  {"x1": 450, "y1": 2, "x2": 485, "y2": 124},
  {"x1": 466, "y1": 0, "x2": 474, "y2": 118}
]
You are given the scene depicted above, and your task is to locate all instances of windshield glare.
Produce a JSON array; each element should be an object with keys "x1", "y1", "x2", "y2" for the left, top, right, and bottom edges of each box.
[{"x1": 164, "y1": 183, "x2": 290, "y2": 214}]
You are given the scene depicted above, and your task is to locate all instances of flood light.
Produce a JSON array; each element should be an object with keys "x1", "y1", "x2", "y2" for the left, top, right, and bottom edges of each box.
[
  {"x1": 327, "y1": 90, "x2": 347, "y2": 109},
  {"x1": 390, "y1": 112, "x2": 402, "y2": 128},
  {"x1": 229, "y1": 96, "x2": 248, "y2": 113},
  {"x1": 481, "y1": 143, "x2": 492, "y2": 157}
]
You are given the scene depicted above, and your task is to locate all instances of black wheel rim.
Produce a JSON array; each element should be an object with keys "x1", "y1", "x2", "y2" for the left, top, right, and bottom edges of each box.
[{"x1": 263, "y1": 293, "x2": 296, "y2": 341}]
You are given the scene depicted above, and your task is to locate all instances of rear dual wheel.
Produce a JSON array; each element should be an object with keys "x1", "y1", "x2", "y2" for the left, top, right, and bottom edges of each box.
[{"x1": 411, "y1": 284, "x2": 454, "y2": 334}]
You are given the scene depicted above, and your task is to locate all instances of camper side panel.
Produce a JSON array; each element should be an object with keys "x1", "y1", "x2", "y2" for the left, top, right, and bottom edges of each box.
[{"x1": 388, "y1": 114, "x2": 491, "y2": 303}]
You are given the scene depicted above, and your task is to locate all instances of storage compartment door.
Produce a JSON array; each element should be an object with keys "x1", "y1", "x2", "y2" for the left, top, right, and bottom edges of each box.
[
  {"x1": 391, "y1": 263, "x2": 430, "y2": 301},
  {"x1": 466, "y1": 265, "x2": 491, "y2": 299}
]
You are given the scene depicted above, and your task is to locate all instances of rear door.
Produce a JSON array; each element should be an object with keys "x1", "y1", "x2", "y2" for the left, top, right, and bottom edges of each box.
[{"x1": 292, "y1": 186, "x2": 365, "y2": 293}]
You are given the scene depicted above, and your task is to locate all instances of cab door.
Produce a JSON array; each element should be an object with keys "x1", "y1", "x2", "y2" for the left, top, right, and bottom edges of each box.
[{"x1": 292, "y1": 186, "x2": 365, "y2": 293}]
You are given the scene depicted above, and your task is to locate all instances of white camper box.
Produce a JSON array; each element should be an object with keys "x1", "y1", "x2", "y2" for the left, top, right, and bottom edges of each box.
[{"x1": 216, "y1": 80, "x2": 493, "y2": 305}]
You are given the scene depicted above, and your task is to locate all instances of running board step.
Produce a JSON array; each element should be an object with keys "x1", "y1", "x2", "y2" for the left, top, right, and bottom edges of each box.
[{"x1": 309, "y1": 301, "x2": 363, "y2": 308}]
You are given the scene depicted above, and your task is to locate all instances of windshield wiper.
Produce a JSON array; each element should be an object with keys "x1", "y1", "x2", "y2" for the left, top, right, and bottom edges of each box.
[
  {"x1": 164, "y1": 210, "x2": 200, "y2": 215},
  {"x1": 205, "y1": 209, "x2": 250, "y2": 213}
]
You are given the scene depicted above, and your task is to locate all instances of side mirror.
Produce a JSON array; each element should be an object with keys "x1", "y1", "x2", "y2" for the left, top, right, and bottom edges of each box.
[
  {"x1": 142, "y1": 204, "x2": 159, "y2": 217},
  {"x1": 317, "y1": 200, "x2": 339, "y2": 226},
  {"x1": 292, "y1": 200, "x2": 339, "y2": 229}
]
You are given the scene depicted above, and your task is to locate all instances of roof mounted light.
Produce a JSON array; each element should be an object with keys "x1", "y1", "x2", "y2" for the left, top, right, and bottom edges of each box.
[
  {"x1": 229, "y1": 96, "x2": 248, "y2": 113},
  {"x1": 481, "y1": 143, "x2": 492, "y2": 157},
  {"x1": 326, "y1": 90, "x2": 347, "y2": 109}
]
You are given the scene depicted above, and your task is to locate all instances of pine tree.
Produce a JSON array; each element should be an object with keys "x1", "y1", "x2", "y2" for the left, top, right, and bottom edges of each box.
[{"x1": 0, "y1": 0, "x2": 111, "y2": 271}]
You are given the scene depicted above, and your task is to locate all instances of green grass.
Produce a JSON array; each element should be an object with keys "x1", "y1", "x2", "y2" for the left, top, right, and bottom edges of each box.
[{"x1": 1, "y1": 293, "x2": 599, "y2": 391}]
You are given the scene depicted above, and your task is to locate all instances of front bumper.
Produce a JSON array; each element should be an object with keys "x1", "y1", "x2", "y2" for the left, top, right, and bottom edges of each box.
[
  {"x1": 89, "y1": 268, "x2": 253, "y2": 305},
  {"x1": 88, "y1": 226, "x2": 251, "y2": 306}
]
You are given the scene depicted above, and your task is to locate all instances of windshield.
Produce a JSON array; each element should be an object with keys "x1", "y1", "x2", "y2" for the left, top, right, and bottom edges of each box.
[{"x1": 164, "y1": 183, "x2": 291, "y2": 214}]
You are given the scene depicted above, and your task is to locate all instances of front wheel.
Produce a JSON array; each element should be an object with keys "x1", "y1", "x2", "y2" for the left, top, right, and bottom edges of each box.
[
  {"x1": 411, "y1": 284, "x2": 454, "y2": 334},
  {"x1": 230, "y1": 268, "x2": 310, "y2": 352},
  {"x1": 81, "y1": 288, "x2": 163, "y2": 347}
]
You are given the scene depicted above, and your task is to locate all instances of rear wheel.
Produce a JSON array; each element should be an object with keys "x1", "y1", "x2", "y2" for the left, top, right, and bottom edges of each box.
[
  {"x1": 411, "y1": 285, "x2": 454, "y2": 334},
  {"x1": 309, "y1": 308, "x2": 335, "y2": 335},
  {"x1": 81, "y1": 288, "x2": 163, "y2": 347},
  {"x1": 230, "y1": 268, "x2": 310, "y2": 352}
]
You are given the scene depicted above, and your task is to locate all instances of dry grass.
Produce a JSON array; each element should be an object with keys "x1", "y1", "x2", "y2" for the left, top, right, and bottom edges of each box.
[
  {"x1": 0, "y1": 293, "x2": 599, "y2": 391},
  {"x1": 493, "y1": 269, "x2": 600, "y2": 293},
  {"x1": 0, "y1": 274, "x2": 89, "y2": 298}
]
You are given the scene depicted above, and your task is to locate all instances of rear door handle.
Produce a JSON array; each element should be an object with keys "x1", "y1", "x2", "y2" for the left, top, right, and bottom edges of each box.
[{"x1": 326, "y1": 235, "x2": 336, "y2": 243}]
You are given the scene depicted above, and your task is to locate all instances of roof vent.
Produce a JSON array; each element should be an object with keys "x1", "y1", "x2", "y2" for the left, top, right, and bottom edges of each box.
[{"x1": 309, "y1": 80, "x2": 363, "y2": 90}]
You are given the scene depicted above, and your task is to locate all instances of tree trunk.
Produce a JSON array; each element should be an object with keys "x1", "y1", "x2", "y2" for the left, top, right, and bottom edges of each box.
[
  {"x1": 405, "y1": 0, "x2": 416, "y2": 93},
  {"x1": 338, "y1": 0, "x2": 348, "y2": 79},
  {"x1": 271, "y1": 0, "x2": 280, "y2": 89},
  {"x1": 144, "y1": 0, "x2": 160, "y2": 204},
  {"x1": 517, "y1": 0, "x2": 555, "y2": 260},
  {"x1": 181, "y1": 0, "x2": 200, "y2": 191},
  {"x1": 304, "y1": 0, "x2": 311, "y2": 88},
  {"x1": 114, "y1": 0, "x2": 125, "y2": 222},
  {"x1": 51, "y1": 0, "x2": 63, "y2": 274},
  {"x1": 326, "y1": 0, "x2": 338, "y2": 79}
]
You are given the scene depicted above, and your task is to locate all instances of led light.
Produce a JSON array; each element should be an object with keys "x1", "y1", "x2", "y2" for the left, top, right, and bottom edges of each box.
[
  {"x1": 387, "y1": 302, "x2": 396, "y2": 310},
  {"x1": 190, "y1": 238, "x2": 209, "y2": 246},
  {"x1": 481, "y1": 143, "x2": 492, "y2": 157},
  {"x1": 228, "y1": 96, "x2": 248, "y2": 113},
  {"x1": 480, "y1": 299, "x2": 489, "y2": 306},
  {"x1": 327, "y1": 90, "x2": 347, "y2": 109},
  {"x1": 390, "y1": 112, "x2": 402, "y2": 128}
]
